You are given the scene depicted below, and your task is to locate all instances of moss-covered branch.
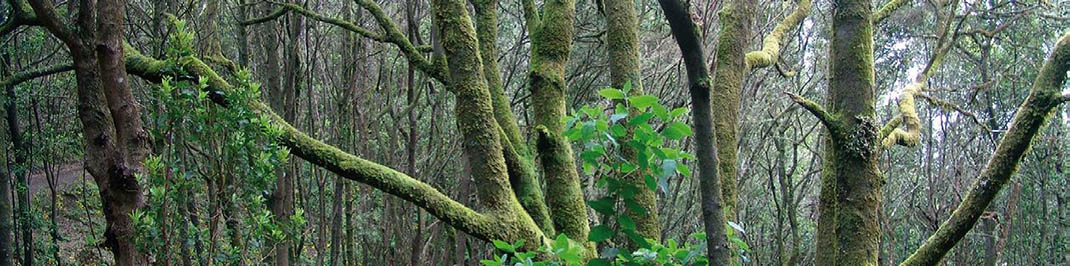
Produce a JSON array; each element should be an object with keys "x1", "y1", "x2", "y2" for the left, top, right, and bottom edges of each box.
[
  {"x1": 915, "y1": 93, "x2": 990, "y2": 133},
  {"x1": 785, "y1": 92, "x2": 840, "y2": 134},
  {"x1": 881, "y1": 2, "x2": 958, "y2": 148},
  {"x1": 743, "y1": 0, "x2": 812, "y2": 70},
  {"x1": 123, "y1": 44, "x2": 549, "y2": 249},
  {"x1": 1, "y1": 0, "x2": 41, "y2": 36},
  {"x1": 900, "y1": 32, "x2": 1070, "y2": 266},
  {"x1": 240, "y1": 6, "x2": 288, "y2": 26},
  {"x1": 521, "y1": 0, "x2": 540, "y2": 34},
  {"x1": 0, "y1": 63, "x2": 72, "y2": 87},
  {"x1": 874, "y1": 0, "x2": 912, "y2": 25}
]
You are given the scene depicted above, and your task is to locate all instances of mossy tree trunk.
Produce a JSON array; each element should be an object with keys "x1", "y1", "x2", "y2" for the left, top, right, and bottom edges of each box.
[
  {"x1": 604, "y1": 0, "x2": 659, "y2": 244},
  {"x1": 709, "y1": 0, "x2": 753, "y2": 222},
  {"x1": 522, "y1": 0, "x2": 591, "y2": 244},
  {"x1": 788, "y1": 0, "x2": 882, "y2": 264},
  {"x1": 472, "y1": 0, "x2": 554, "y2": 236}
]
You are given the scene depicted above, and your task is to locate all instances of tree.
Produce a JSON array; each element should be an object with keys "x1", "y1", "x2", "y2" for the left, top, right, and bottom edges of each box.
[{"x1": 20, "y1": 0, "x2": 150, "y2": 264}]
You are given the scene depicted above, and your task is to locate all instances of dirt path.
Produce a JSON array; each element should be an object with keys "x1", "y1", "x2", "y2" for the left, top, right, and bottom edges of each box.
[{"x1": 27, "y1": 163, "x2": 87, "y2": 196}]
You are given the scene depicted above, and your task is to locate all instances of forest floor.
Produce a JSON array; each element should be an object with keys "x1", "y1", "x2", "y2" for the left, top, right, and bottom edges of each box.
[
  {"x1": 25, "y1": 163, "x2": 113, "y2": 265},
  {"x1": 28, "y1": 163, "x2": 87, "y2": 195}
]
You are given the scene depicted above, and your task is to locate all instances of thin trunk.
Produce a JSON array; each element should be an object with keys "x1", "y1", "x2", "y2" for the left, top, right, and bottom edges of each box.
[
  {"x1": 406, "y1": 1, "x2": 424, "y2": 264},
  {"x1": 0, "y1": 52, "x2": 17, "y2": 266},
  {"x1": 657, "y1": 0, "x2": 732, "y2": 264}
]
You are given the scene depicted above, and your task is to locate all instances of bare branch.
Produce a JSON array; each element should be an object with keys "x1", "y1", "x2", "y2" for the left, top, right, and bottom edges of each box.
[
  {"x1": 25, "y1": 0, "x2": 76, "y2": 48},
  {"x1": 916, "y1": 93, "x2": 991, "y2": 133}
]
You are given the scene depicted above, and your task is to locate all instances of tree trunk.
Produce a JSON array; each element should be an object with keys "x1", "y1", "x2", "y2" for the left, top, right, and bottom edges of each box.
[
  {"x1": 0, "y1": 52, "x2": 18, "y2": 266},
  {"x1": 604, "y1": 0, "x2": 659, "y2": 244},
  {"x1": 657, "y1": 0, "x2": 732, "y2": 264},
  {"x1": 813, "y1": 0, "x2": 883, "y2": 263},
  {"x1": 523, "y1": 0, "x2": 590, "y2": 245},
  {"x1": 96, "y1": 0, "x2": 150, "y2": 263}
]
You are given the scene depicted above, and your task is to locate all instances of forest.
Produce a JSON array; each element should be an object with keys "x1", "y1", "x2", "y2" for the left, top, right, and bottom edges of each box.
[{"x1": 0, "y1": 0, "x2": 1068, "y2": 265}]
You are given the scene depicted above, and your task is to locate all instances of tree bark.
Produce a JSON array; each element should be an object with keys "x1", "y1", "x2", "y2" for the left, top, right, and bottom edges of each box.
[
  {"x1": 522, "y1": 0, "x2": 591, "y2": 245},
  {"x1": 810, "y1": 0, "x2": 883, "y2": 263},
  {"x1": 604, "y1": 0, "x2": 659, "y2": 243},
  {"x1": 656, "y1": 0, "x2": 732, "y2": 264}
]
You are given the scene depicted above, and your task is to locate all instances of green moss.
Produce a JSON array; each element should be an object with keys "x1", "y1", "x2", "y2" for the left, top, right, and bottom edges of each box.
[
  {"x1": 526, "y1": 0, "x2": 592, "y2": 253},
  {"x1": 744, "y1": 0, "x2": 812, "y2": 70},
  {"x1": 711, "y1": 0, "x2": 750, "y2": 220}
]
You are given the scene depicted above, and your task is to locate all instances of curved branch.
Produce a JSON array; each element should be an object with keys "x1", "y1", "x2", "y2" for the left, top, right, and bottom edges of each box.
[
  {"x1": 1, "y1": 0, "x2": 41, "y2": 37},
  {"x1": 122, "y1": 47, "x2": 542, "y2": 246},
  {"x1": 882, "y1": 2, "x2": 960, "y2": 148},
  {"x1": 25, "y1": 0, "x2": 75, "y2": 48},
  {"x1": 784, "y1": 91, "x2": 840, "y2": 134},
  {"x1": 874, "y1": 0, "x2": 912, "y2": 25},
  {"x1": 355, "y1": 0, "x2": 444, "y2": 81},
  {"x1": 900, "y1": 32, "x2": 1070, "y2": 266},
  {"x1": 241, "y1": 6, "x2": 289, "y2": 26},
  {"x1": 915, "y1": 93, "x2": 990, "y2": 133},
  {"x1": 743, "y1": 0, "x2": 811, "y2": 70},
  {"x1": 0, "y1": 63, "x2": 72, "y2": 87},
  {"x1": 264, "y1": 2, "x2": 441, "y2": 82}
]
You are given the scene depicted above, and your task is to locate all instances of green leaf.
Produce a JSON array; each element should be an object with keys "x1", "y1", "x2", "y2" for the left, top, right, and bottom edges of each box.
[
  {"x1": 652, "y1": 103, "x2": 668, "y2": 120},
  {"x1": 589, "y1": 225, "x2": 615, "y2": 242},
  {"x1": 554, "y1": 234, "x2": 570, "y2": 250},
  {"x1": 492, "y1": 239, "x2": 516, "y2": 253},
  {"x1": 645, "y1": 175, "x2": 657, "y2": 191},
  {"x1": 624, "y1": 229, "x2": 652, "y2": 249},
  {"x1": 669, "y1": 107, "x2": 688, "y2": 118},
  {"x1": 599, "y1": 88, "x2": 626, "y2": 100},
  {"x1": 610, "y1": 124, "x2": 627, "y2": 138},
  {"x1": 617, "y1": 214, "x2": 636, "y2": 231},
  {"x1": 629, "y1": 112, "x2": 654, "y2": 127},
  {"x1": 589, "y1": 197, "x2": 616, "y2": 216},
  {"x1": 624, "y1": 198, "x2": 648, "y2": 216},
  {"x1": 677, "y1": 163, "x2": 692, "y2": 177},
  {"x1": 661, "y1": 122, "x2": 693, "y2": 140},
  {"x1": 587, "y1": 259, "x2": 612, "y2": 266},
  {"x1": 628, "y1": 95, "x2": 659, "y2": 110}
]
